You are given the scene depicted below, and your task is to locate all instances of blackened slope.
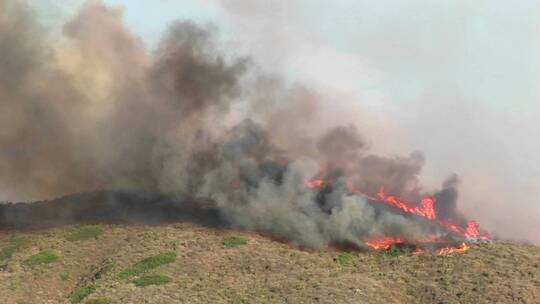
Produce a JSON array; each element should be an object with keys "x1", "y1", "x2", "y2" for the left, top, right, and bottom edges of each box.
[{"x1": 0, "y1": 191, "x2": 223, "y2": 230}]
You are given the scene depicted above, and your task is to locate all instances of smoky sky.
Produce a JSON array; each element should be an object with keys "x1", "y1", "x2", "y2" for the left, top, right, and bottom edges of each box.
[
  {"x1": 0, "y1": 0, "x2": 531, "y2": 246},
  {"x1": 206, "y1": 0, "x2": 540, "y2": 244}
]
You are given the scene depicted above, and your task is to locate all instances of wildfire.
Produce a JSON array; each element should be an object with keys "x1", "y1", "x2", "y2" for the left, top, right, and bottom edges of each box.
[{"x1": 305, "y1": 177, "x2": 489, "y2": 254}]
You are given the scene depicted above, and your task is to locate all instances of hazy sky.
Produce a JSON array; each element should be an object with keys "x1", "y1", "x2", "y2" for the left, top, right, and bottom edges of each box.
[{"x1": 31, "y1": 0, "x2": 540, "y2": 242}]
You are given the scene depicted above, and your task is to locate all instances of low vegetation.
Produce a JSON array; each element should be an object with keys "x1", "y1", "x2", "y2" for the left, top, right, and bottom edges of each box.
[
  {"x1": 132, "y1": 274, "x2": 172, "y2": 287},
  {"x1": 336, "y1": 251, "x2": 355, "y2": 266},
  {"x1": 70, "y1": 260, "x2": 114, "y2": 304},
  {"x1": 0, "y1": 236, "x2": 29, "y2": 261},
  {"x1": 23, "y1": 249, "x2": 61, "y2": 267},
  {"x1": 223, "y1": 236, "x2": 248, "y2": 248},
  {"x1": 66, "y1": 226, "x2": 104, "y2": 242},
  {"x1": 117, "y1": 252, "x2": 176, "y2": 280},
  {"x1": 71, "y1": 285, "x2": 97, "y2": 304}
]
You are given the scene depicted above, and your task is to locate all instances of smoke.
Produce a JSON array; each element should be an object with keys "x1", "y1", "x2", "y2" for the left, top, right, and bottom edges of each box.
[
  {"x1": 0, "y1": 0, "x2": 493, "y2": 247},
  {"x1": 205, "y1": 0, "x2": 540, "y2": 244}
]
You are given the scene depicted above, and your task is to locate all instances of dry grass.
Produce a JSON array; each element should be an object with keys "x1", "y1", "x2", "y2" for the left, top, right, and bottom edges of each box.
[
  {"x1": 0, "y1": 223, "x2": 538, "y2": 303},
  {"x1": 85, "y1": 298, "x2": 111, "y2": 304},
  {"x1": 132, "y1": 274, "x2": 172, "y2": 287}
]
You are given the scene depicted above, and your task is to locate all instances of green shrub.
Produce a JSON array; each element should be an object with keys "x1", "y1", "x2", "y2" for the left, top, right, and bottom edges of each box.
[
  {"x1": 23, "y1": 249, "x2": 61, "y2": 267},
  {"x1": 336, "y1": 252, "x2": 355, "y2": 266},
  {"x1": 132, "y1": 274, "x2": 172, "y2": 287},
  {"x1": 70, "y1": 284, "x2": 97, "y2": 304},
  {"x1": 85, "y1": 298, "x2": 111, "y2": 304},
  {"x1": 385, "y1": 245, "x2": 400, "y2": 257},
  {"x1": 223, "y1": 236, "x2": 248, "y2": 248},
  {"x1": 66, "y1": 226, "x2": 104, "y2": 242},
  {"x1": 117, "y1": 252, "x2": 176, "y2": 280},
  {"x1": 0, "y1": 237, "x2": 29, "y2": 261},
  {"x1": 70, "y1": 262, "x2": 114, "y2": 304}
]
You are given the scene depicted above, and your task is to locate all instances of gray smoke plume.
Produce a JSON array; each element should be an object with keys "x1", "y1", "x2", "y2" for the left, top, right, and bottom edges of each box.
[{"x1": 0, "y1": 0, "x2": 476, "y2": 248}]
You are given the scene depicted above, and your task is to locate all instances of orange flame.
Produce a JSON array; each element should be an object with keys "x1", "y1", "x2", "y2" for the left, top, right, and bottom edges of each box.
[
  {"x1": 305, "y1": 179, "x2": 326, "y2": 188},
  {"x1": 376, "y1": 187, "x2": 436, "y2": 220},
  {"x1": 365, "y1": 236, "x2": 404, "y2": 250},
  {"x1": 305, "y1": 177, "x2": 490, "y2": 254},
  {"x1": 412, "y1": 248, "x2": 425, "y2": 255},
  {"x1": 437, "y1": 242, "x2": 470, "y2": 255}
]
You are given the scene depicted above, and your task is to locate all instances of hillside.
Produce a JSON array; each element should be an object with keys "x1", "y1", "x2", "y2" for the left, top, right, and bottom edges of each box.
[{"x1": 1, "y1": 222, "x2": 538, "y2": 304}]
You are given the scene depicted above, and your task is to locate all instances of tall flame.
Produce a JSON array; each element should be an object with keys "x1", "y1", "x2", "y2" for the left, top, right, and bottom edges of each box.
[{"x1": 375, "y1": 187, "x2": 436, "y2": 220}]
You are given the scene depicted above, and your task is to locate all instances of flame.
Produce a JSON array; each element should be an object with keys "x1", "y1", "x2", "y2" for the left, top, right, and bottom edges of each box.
[
  {"x1": 437, "y1": 242, "x2": 470, "y2": 255},
  {"x1": 365, "y1": 236, "x2": 404, "y2": 250}
]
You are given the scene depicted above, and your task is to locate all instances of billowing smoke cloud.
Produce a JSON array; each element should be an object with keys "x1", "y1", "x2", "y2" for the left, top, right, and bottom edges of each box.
[{"x1": 0, "y1": 0, "x2": 481, "y2": 248}]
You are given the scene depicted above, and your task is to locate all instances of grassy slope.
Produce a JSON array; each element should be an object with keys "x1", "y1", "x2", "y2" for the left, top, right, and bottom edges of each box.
[{"x1": 0, "y1": 223, "x2": 538, "y2": 304}]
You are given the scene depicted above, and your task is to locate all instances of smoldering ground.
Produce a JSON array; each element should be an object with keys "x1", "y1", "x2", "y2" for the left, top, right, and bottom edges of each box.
[{"x1": 0, "y1": 0, "x2": 481, "y2": 248}]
